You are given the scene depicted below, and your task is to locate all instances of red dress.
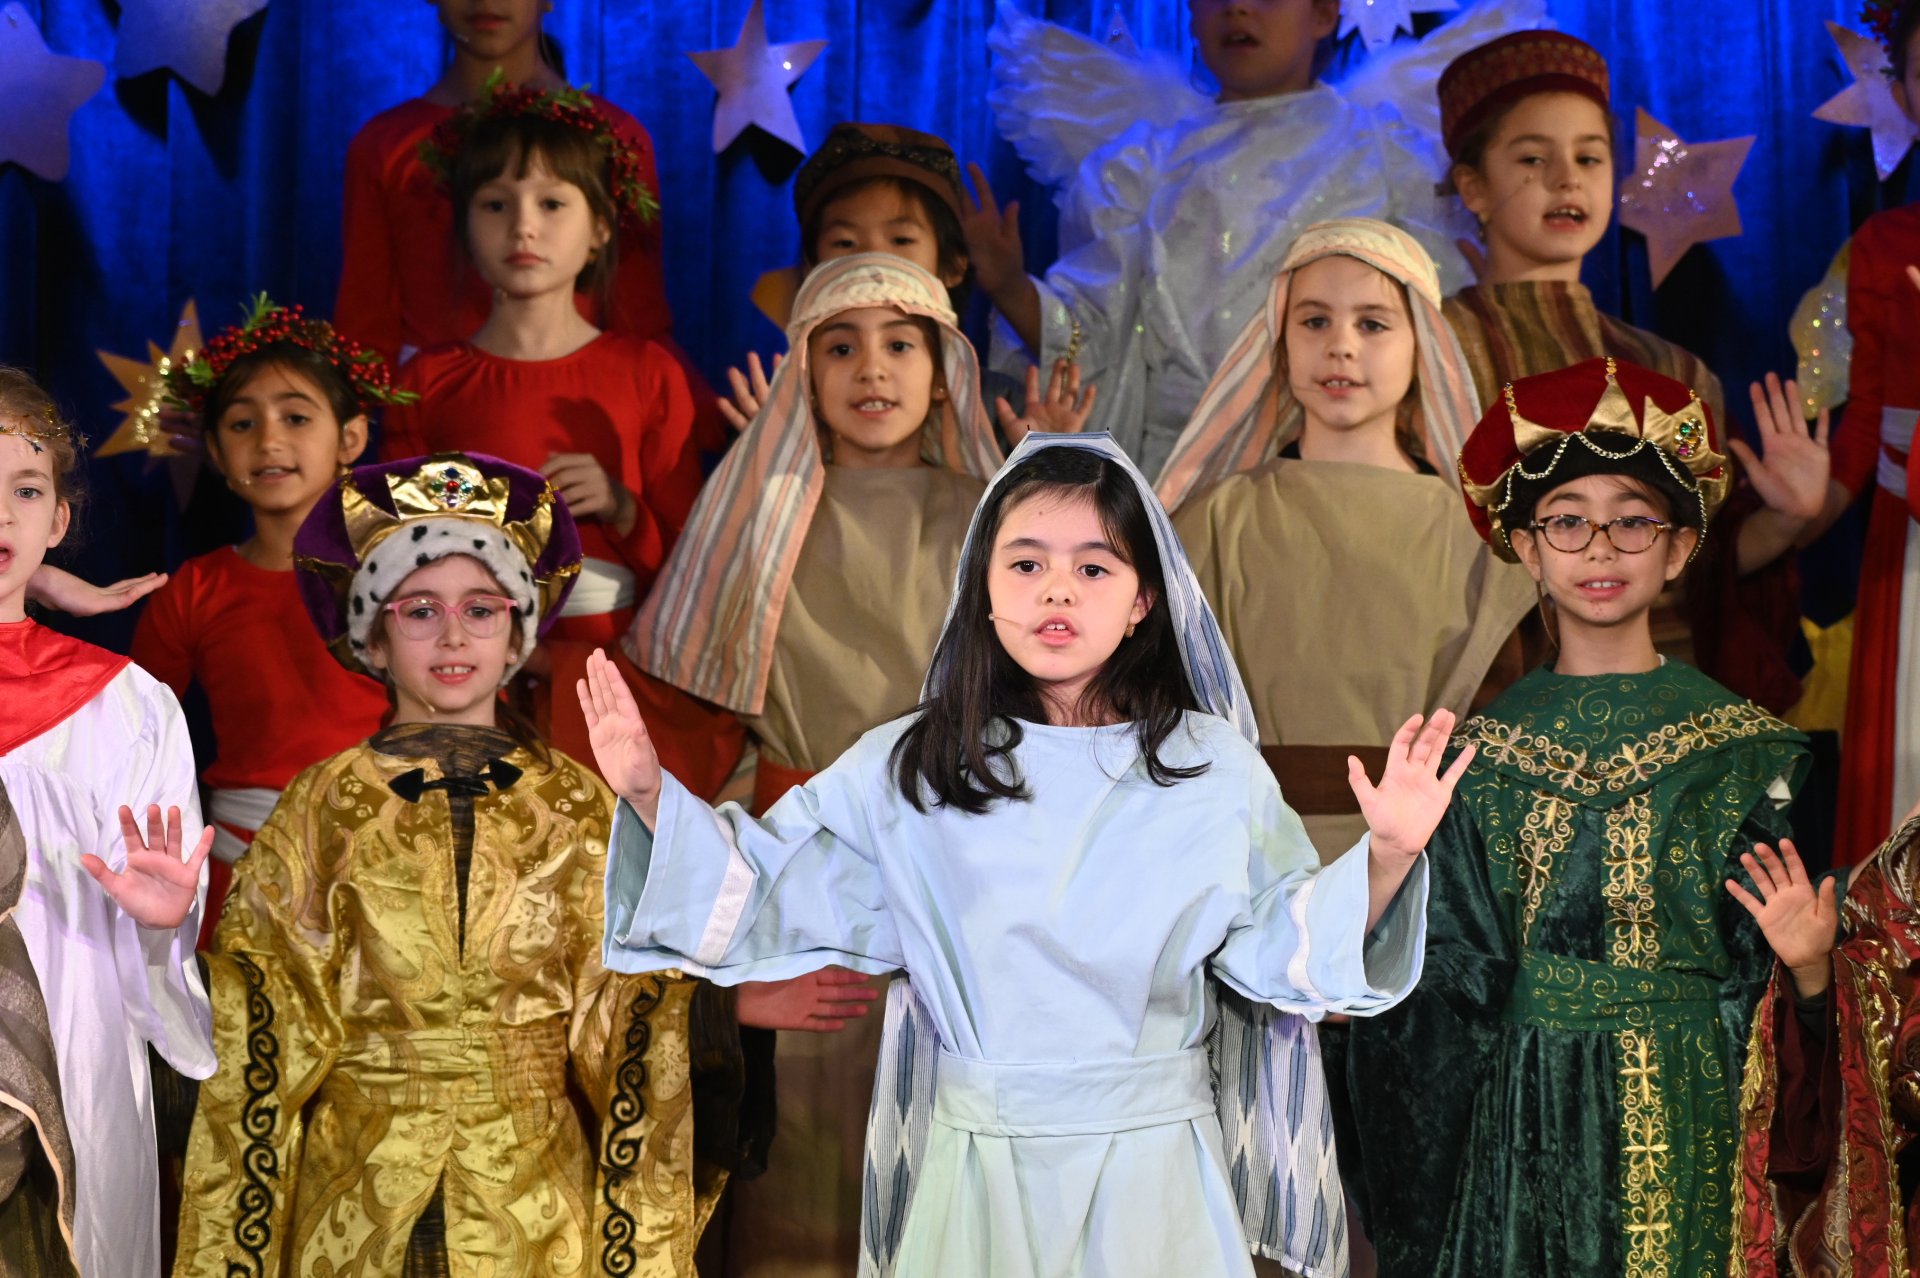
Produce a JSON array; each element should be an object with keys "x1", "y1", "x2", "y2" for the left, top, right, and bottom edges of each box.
[
  {"x1": 382, "y1": 334, "x2": 741, "y2": 798},
  {"x1": 131, "y1": 547, "x2": 389, "y2": 945},
  {"x1": 1833, "y1": 204, "x2": 1920, "y2": 864},
  {"x1": 334, "y1": 96, "x2": 674, "y2": 363}
]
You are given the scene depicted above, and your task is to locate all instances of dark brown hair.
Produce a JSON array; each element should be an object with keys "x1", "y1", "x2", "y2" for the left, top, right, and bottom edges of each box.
[
  {"x1": 0, "y1": 365, "x2": 85, "y2": 513},
  {"x1": 890, "y1": 447, "x2": 1205, "y2": 814},
  {"x1": 450, "y1": 114, "x2": 620, "y2": 306},
  {"x1": 1443, "y1": 96, "x2": 1618, "y2": 197},
  {"x1": 200, "y1": 343, "x2": 363, "y2": 444},
  {"x1": 802, "y1": 175, "x2": 972, "y2": 312}
]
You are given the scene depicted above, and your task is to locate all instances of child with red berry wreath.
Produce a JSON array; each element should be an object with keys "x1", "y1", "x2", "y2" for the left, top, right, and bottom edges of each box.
[
  {"x1": 130, "y1": 296, "x2": 398, "y2": 946},
  {"x1": 380, "y1": 76, "x2": 740, "y2": 802}
]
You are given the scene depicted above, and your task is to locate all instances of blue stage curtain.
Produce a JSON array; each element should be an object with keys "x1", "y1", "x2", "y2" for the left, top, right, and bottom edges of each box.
[{"x1": 0, "y1": 0, "x2": 1901, "y2": 648}]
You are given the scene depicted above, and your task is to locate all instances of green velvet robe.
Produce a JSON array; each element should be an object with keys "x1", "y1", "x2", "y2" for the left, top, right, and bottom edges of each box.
[{"x1": 1345, "y1": 662, "x2": 1807, "y2": 1278}]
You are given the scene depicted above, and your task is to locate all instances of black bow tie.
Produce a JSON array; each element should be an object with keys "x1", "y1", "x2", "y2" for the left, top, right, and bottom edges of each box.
[{"x1": 389, "y1": 759, "x2": 523, "y2": 804}]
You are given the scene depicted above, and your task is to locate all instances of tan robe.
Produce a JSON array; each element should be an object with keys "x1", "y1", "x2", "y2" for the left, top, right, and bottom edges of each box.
[
  {"x1": 1177, "y1": 457, "x2": 1536, "y2": 860},
  {"x1": 728, "y1": 464, "x2": 984, "y2": 1278}
]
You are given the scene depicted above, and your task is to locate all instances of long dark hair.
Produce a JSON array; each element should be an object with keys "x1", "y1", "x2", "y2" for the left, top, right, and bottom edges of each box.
[
  {"x1": 449, "y1": 113, "x2": 621, "y2": 306},
  {"x1": 890, "y1": 447, "x2": 1205, "y2": 814}
]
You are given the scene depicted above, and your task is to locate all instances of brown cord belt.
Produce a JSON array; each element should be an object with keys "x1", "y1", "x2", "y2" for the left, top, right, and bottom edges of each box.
[{"x1": 1259, "y1": 745, "x2": 1390, "y2": 816}]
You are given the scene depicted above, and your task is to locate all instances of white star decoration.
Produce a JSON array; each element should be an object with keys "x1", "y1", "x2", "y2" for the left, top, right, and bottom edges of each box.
[
  {"x1": 1339, "y1": 0, "x2": 1459, "y2": 51},
  {"x1": 115, "y1": 0, "x2": 269, "y2": 96},
  {"x1": 0, "y1": 4, "x2": 104, "y2": 181},
  {"x1": 1813, "y1": 20, "x2": 1920, "y2": 181},
  {"x1": 1617, "y1": 109, "x2": 1754, "y2": 288},
  {"x1": 687, "y1": 0, "x2": 828, "y2": 155}
]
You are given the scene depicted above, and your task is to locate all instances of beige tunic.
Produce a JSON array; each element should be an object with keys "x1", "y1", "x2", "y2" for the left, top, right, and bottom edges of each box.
[
  {"x1": 728, "y1": 463, "x2": 984, "y2": 1278},
  {"x1": 1177, "y1": 457, "x2": 1536, "y2": 860}
]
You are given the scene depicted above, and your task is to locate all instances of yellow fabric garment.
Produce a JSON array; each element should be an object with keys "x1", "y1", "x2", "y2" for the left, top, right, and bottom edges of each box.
[
  {"x1": 174, "y1": 739, "x2": 718, "y2": 1278},
  {"x1": 1176, "y1": 457, "x2": 1536, "y2": 860},
  {"x1": 747, "y1": 465, "x2": 986, "y2": 774}
]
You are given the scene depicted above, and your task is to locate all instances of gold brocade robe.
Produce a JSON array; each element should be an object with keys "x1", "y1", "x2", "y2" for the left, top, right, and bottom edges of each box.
[{"x1": 174, "y1": 728, "x2": 720, "y2": 1277}]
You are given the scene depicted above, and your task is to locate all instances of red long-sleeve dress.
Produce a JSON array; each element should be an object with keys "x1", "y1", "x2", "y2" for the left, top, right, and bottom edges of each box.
[
  {"x1": 130, "y1": 548, "x2": 389, "y2": 945},
  {"x1": 1832, "y1": 204, "x2": 1920, "y2": 863}
]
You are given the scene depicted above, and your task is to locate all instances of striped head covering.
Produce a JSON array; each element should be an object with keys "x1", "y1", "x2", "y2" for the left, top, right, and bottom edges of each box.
[
  {"x1": 927, "y1": 431, "x2": 1257, "y2": 743},
  {"x1": 628, "y1": 253, "x2": 1005, "y2": 714},
  {"x1": 1155, "y1": 218, "x2": 1480, "y2": 512}
]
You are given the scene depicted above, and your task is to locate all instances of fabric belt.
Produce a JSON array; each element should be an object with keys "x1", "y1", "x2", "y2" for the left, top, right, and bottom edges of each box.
[
  {"x1": 751, "y1": 759, "x2": 816, "y2": 815},
  {"x1": 207, "y1": 786, "x2": 281, "y2": 864},
  {"x1": 1259, "y1": 745, "x2": 1389, "y2": 816},
  {"x1": 1880, "y1": 408, "x2": 1916, "y2": 500},
  {"x1": 932, "y1": 1048, "x2": 1212, "y2": 1138},
  {"x1": 330, "y1": 1021, "x2": 569, "y2": 1104},
  {"x1": 559, "y1": 556, "x2": 638, "y2": 617},
  {"x1": 1504, "y1": 949, "x2": 1721, "y2": 1032}
]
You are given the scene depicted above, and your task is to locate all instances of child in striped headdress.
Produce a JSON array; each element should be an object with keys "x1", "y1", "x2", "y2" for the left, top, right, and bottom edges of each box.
[
  {"x1": 627, "y1": 251, "x2": 1086, "y2": 1273},
  {"x1": 1158, "y1": 217, "x2": 1536, "y2": 865}
]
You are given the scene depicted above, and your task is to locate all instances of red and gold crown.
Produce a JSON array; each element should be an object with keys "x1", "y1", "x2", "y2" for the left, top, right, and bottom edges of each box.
[
  {"x1": 1437, "y1": 31, "x2": 1611, "y2": 160},
  {"x1": 1457, "y1": 357, "x2": 1729, "y2": 561},
  {"x1": 1865, "y1": 0, "x2": 1901, "y2": 51},
  {"x1": 164, "y1": 294, "x2": 414, "y2": 416},
  {"x1": 419, "y1": 69, "x2": 658, "y2": 231}
]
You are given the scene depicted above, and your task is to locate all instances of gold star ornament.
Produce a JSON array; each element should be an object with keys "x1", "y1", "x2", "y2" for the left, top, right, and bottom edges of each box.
[{"x1": 95, "y1": 300, "x2": 202, "y2": 458}]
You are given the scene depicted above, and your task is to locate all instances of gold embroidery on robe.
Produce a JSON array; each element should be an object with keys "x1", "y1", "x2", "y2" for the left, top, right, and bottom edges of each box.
[{"x1": 174, "y1": 739, "x2": 718, "y2": 1277}]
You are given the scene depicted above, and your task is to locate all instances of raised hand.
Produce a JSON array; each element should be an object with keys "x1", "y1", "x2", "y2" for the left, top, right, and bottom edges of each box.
[
  {"x1": 718, "y1": 351, "x2": 783, "y2": 432},
  {"x1": 736, "y1": 967, "x2": 882, "y2": 1032},
  {"x1": 1726, "y1": 840, "x2": 1839, "y2": 998},
  {"x1": 960, "y1": 162, "x2": 1026, "y2": 303},
  {"x1": 83, "y1": 804, "x2": 211, "y2": 930},
  {"x1": 577, "y1": 648, "x2": 662, "y2": 822},
  {"x1": 27, "y1": 565, "x2": 169, "y2": 616},
  {"x1": 1732, "y1": 373, "x2": 1831, "y2": 523},
  {"x1": 1352, "y1": 711, "x2": 1473, "y2": 861},
  {"x1": 995, "y1": 359, "x2": 1099, "y2": 445}
]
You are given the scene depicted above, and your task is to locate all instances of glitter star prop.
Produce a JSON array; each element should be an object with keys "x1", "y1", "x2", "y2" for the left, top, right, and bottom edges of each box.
[
  {"x1": 1616, "y1": 109, "x2": 1754, "y2": 288},
  {"x1": 114, "y1": 0, "x2": 269, "y2": 97},
  {"x1": 0, "y1": 4, "x2": 105, "y2": 182},
  {"x1": 95, "y1": 301, "x2": 203, "y2": 459},
  {"x1": 1339, "y1": 0, "x2": 1459, "y2": 51},
  {"x1": 1103, "y1": 9, "x2": 1141, "y2": 56},
  {"x1": 1813, "y1": 21, "x2": 1920, "y2": 181},
  {"x1": 688, "y1": 0, "x2": 827, "y2": 154}
]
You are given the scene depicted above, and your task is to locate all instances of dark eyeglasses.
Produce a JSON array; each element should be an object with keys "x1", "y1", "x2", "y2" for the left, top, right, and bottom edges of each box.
[{"x1": 1526, "y1": 514, "x2": 1669, "y2": 555}]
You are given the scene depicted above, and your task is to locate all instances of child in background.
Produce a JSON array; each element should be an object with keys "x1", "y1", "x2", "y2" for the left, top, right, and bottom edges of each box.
[
  {"x1": 335, "y1": 0, "x2": 677, "y2": 364},
  {"x1": 720, "y1": 121, "x2": 974, "y2": 430},
  {"x1": 134, "y1": 297, "x2": 394, "y2": 946},
  {"x1": 963, "y1": 0, "x2": 1501, "y2": 473},
  {"x1": 1820, "y1": 0, "x2": 1920, "y2": 860},
  {"x1": 0, "y1": 366, "x2": 215, "y2": 1277},
  {"x1": 1159, "y1": 218, "x2": 1536, "y2": 863},
  {"x1": 173, "y1": 453, "x2": 744, "y2": 1277},
  {"x1": 1435, "y1": 31, "x2": 1831, "y2": 713},
  {"x1": 382, "y1": 78, "x2": 736, "y2": 798},
  {"x1": 1345, "y1": 359, "x2": 1809, "y2": 1278},
  {"x1": 630, "y1": 252, "x2": 1072, "y2": 1275},
  {"x1": 592, "y1": 431, "x2": 1466, "y2": 1278}
]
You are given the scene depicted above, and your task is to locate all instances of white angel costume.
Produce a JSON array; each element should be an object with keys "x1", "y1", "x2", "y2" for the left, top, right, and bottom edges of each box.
[
  {"x1": 0, "y1": 621, "x2": 213, "y2": 1278},
  {"x1": 603, "y1": 434, "x2": 1428, "y2": 1278},
  {"x1": 984, "y1": 0, "x2": 1545, "y2": 473}
]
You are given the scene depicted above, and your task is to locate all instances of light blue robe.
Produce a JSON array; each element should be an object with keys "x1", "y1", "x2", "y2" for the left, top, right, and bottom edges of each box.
[{"x1": 604, "y1": 711, "x2": 1427, "y2": 1278}]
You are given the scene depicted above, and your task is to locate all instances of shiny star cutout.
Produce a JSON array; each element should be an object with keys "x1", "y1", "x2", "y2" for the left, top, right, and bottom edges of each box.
[
  {"x1": 95, "y1": 301, "x2": 202, "y2": 459},
  {"x1": 115, "y1": 0, "x2": 270, "y2": 97},
  {"x1": 687, "y1": 0, "x2": 827, "y2": 155},
  {"x1": 1339, "y1": 0, "x2": 1459, "y2": 51},
  {"x1": 1617, "y1": 109, "x2": 1754, "y2": 288},
  {"x1": 1104, "y1": 9, "x2": 1141, "y2": 56},
  {"x1": 0, "y1": 4, "x2": 105, "y2": 181},
  {"x1": 1813, "y1": 21, "x2": 1920, "y2": 181}
]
